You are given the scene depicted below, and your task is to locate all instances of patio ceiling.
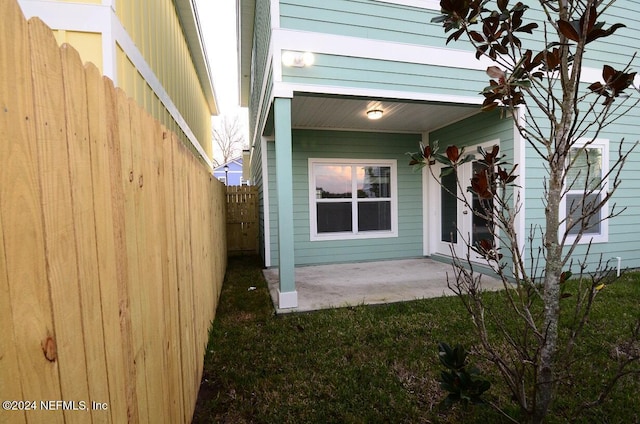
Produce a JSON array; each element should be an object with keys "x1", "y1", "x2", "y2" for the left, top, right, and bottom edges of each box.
[{"x1": 290, "y1": 94, "x2": 482, "y2": 133}]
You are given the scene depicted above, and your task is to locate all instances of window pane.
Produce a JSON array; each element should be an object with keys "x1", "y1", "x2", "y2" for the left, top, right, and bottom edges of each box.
[
  {"x1": 357, "y1": 166, "x2": 391, "y2": 198},
  {"x1": 567, "y1": 147, "x2": 602, "y2": 190},
  {"x1": 472, "y1": 161, "x2": 493, "y2": 246},
  {"x1": 441, "y1": 170, "x2": 457, "y2": 243},
  {"x1": 358, "y1": 201, "x2": 391, "y2": 231},
  {"x1": 315, "y1": 165, "x2": 352, "y2": 198},
  {"x1": 317, "y1": 203, "x2": 352, "y2": 233},
  {"x1": 567, "y1": 193, "x2": 601, "y2": 235}
]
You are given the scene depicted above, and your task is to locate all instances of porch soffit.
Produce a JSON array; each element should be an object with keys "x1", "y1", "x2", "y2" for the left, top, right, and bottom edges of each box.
[{"x1": 289, "y1": 95, "x2": 480, "y2": 134}]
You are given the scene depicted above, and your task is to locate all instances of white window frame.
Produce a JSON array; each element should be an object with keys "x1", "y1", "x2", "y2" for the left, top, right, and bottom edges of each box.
[
  {"x1": 309, "y1": 158, "x2": 398, "y2": 241},
  {"x1": 560, "y1": 138, "x2": 609, "y2": 244}
]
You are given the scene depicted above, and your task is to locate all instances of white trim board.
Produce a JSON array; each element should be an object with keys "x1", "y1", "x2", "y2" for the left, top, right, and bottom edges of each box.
[
  {"x1": 373, "y1": 0, "x2": 440, "y2": 9},
  {"x1": 308, "y1": 158, "x2": 399, "y2": 242}
]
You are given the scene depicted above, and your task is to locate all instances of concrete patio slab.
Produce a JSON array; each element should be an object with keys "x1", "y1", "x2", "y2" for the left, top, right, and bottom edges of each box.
[{"x1": 263, "y1": 257, "x2": 505, "y2": 313}]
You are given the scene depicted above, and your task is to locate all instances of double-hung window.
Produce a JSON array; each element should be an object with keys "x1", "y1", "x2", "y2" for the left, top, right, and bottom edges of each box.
[
  {"x1": 562, "y1": 139, "x2": 609, "y2": 243},
  {"x1": 309, "y1": 159, "x2": 398, "y2": 241}
]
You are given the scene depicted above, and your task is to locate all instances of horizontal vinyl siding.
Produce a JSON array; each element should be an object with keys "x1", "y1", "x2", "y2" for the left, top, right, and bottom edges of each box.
[
  {"x1": 279, "y1": 0, "x2": 457, "y2": 51},
  {"x1": 282, "y1": 54, "x2": 487, "y2": 99},
  {"x1": 429, "y1": 110, "x2": 514, "y2": 160},
  {"x1": 251, "y1": 140, "x2": 267, "y2": 263},
  {"x1": 268, "y1": 130, "x2": 424, "y2": 266},
  {"x1": 580, "y1": 2, "x2": 640, "y2": 71},
  {"x1": 523, "y1": 106, "x2": 640, "y2": 272},
  {"x1": 249, "y1": 0, "x2": 273, "y2": 145},
  {"x1": 278, "y1": 1, "x2": 640, "y2": 102}
]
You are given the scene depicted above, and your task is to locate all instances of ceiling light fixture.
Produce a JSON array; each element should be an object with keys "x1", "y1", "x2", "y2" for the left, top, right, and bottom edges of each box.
[
  {"x1": 282, "y1": 51, "x2": 315, "y2": 67},
  {"x1": 367, "y1": 109, "x2": 384, "y2": 120}
]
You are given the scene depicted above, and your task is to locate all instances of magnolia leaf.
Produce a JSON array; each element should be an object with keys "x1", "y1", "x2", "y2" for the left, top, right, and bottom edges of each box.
[
  {"x1": 487, "y1": 66, "x2": 505, "y2": 80},
  {"x1": 431, "y1": 14, "x2": 448, "y2": 24},
  {"x1": 517, "y1": 22, "x2": 538, "y2": 34},
  {"x1": 470, "y1": 30, "x2": 485, "y2": 43},
  {"x1": 513, "y1": 79, "x2": 532, "y2": 88},
  {"x1": 557, "y1": 19, "x2": 580, "y2": 42}
]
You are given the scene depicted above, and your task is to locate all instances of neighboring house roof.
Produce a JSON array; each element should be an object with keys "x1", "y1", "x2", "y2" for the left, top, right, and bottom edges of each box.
[{"x1": 214, "y1": 157, "x2": 243, "y2": 172}]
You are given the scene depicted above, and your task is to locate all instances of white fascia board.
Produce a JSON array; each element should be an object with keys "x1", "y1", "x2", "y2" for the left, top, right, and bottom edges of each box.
[
  {"x1": 251, "y1": 54, "x2": 276, "y2": 148},
  {"x1": 18, "y1": 1, "x2": 111, "y2": 33},
  {"x1": 273, "y1": 82, "x2": 484, "y2": 105},
  {"x1": 272, "y1": 28, "x2": 493, "y2": 72},
  {"x1": 19, "y1": 1, "x2": 116, "y2": 79},
  {"x1": 270, "y1": 0, "x2": 280, "y2": 29}
]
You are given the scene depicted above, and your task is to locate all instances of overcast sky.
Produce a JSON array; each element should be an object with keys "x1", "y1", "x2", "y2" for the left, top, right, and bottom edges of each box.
[
  {"x1": 195, "y1": 0, "x2": 240, "y2": 114},
  {"x1": 195, "y1": 0, "x2": 249, "y2": 162}
]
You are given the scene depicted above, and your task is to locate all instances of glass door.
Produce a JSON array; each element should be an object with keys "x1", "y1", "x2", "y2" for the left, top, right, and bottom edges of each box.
[{"x1": 433, "y1": 152, "x2": 495, "y2": 259}]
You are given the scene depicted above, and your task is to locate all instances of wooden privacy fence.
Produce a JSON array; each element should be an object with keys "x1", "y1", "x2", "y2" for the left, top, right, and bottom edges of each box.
[
  {"x1": 226, "y1": 186, "x2": 259, "y2": 254},
  {"x1": 0, "y1": 1, "x2": 227, "y2": 423}
]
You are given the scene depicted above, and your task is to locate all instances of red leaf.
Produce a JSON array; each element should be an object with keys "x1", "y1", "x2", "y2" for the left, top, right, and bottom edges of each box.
[
  {"x1": 486, "y1": 66, "x2": 505, "y2": 80},
  {"x1": 557, "y1": 20, "x2": 580, "y2": 42},
  {"x1": 470, "y1": 31, "x2": 485, "y2": 43}
]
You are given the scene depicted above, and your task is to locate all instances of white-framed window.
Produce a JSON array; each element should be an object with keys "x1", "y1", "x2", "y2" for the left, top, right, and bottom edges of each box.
[
  {"x1": 561, "y1": 139, "x2": 609, "y2": 244},
  {"x1": 309, "y1": 159, "x2": 398, "y2": 241}
]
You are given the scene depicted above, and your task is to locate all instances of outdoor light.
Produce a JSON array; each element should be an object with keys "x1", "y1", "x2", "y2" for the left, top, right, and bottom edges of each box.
[
  {"x1": 367, "y1": 109, "x2": 384, "y2": 120},
  {"x1": 282, "y1": 51, "x2": 315, "y2": 67},
  {"x1": 224, "y1": 164, "x2": 229, "y2": 184}
]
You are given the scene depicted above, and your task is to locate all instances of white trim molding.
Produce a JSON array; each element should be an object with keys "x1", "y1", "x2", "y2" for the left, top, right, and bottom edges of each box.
[
  {"x1": 372, "y1": 0, "x2": 441, "y2": 10},
  {"x1": 272, "y1": 28, "x2": 493, "y2": 74},
  {"x1": 261, "y1": 136, "x2": 272, "y2": 267},
  {"x1": 560, "y1": 138, "x2": 610, "y2": 245},
  {"x1": 278, "y1": 289, "x2": 298, "y2": 309},
  {"x1": 308, "y1": 158, "x2": 398, "y2": 241}
]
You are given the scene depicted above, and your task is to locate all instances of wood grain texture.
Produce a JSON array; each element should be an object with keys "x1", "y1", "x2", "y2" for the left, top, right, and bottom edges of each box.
[{"x1": 1, "y1": 1, "x2": 227, "y2": 422}]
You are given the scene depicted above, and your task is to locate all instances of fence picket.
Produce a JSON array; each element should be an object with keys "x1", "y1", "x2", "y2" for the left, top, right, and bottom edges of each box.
[
  {"x1": 0, "y1": 1, "x2": 227, "y2": 422},
  {"x1": 226, "y1": 186, "x2": 259, "y2": 254}
]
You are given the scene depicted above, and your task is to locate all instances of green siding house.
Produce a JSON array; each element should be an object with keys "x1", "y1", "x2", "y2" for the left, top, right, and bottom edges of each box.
[{"x1": 238, "y1": 0, "x2": 640, "y2": 309}]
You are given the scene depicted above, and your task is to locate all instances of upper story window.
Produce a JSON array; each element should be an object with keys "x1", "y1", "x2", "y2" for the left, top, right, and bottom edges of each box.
[
  {"x1": 309, "y1": 159, "x2": 398, "y2": 241},
  {"x1": 561, "y1": 139, "x2": 609, "y2": 244}
]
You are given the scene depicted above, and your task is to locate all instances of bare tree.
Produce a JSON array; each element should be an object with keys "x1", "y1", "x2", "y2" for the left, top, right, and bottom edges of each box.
[
  {"x1": 410, "y1": 1, "x2": 640, "y2": 422},
  {"x1": 213, "y1": 114, "x2": 246, "y2": 167}
]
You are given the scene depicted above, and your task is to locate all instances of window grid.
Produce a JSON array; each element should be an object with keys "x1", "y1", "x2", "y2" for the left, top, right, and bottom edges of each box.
[
  {"x1": 562, "y1": 140, "x2": 609, "y2": 244},
  {"x1": 309, "y1": 159, "x2": 398, "y2": 241}
]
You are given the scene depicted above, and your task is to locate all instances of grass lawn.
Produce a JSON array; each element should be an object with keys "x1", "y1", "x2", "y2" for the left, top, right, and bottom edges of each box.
[{"x1": 192, "y1": 256, "x2": 640, "y2": 423}]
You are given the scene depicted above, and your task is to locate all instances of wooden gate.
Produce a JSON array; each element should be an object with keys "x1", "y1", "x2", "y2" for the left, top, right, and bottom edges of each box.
[{"x1": 226, "y1": 186, "x2": 258, "y2": 254}]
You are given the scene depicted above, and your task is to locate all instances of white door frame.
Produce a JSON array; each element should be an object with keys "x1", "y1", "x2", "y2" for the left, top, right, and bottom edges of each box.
[{"x1": 424, "y1": 140, "x2": 500, "y2": 258}]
